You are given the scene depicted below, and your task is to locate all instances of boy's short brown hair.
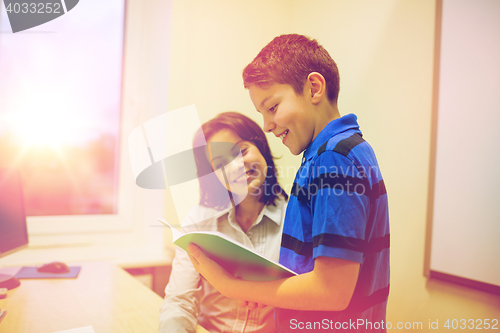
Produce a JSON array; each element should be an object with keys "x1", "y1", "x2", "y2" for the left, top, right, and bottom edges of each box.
[{"x1": 242, "y1": 34, "x2": 340, "y2": 104}]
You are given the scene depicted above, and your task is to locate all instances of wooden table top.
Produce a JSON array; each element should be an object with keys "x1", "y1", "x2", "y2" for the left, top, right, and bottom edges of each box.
[{"x1": 0, "y1": 261, "x2": 163, "y2": 333}]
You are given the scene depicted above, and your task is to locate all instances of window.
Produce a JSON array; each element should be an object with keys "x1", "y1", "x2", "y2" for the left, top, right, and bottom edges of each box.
[
  {"x1": 0, "y1": 0, "x2": 125, "y2": 217},
  {"x1": 0, "y1": 0, "x2": 170, "y2": 252}
]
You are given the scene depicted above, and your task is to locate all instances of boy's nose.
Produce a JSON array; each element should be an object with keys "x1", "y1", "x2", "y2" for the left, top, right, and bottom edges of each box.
[{"x1": 263, "y1": 119, "x2": 276, "y2": 133}]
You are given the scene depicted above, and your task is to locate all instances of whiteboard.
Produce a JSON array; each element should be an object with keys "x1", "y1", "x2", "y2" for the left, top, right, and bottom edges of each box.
[{"x1": 430, "y1": 0, "x2": 500, "y2": 287}]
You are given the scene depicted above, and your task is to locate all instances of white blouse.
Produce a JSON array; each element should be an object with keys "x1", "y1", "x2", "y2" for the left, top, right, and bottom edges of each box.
[{"x1": 159, "y1": 196, "x2": 287, "y2": 333}]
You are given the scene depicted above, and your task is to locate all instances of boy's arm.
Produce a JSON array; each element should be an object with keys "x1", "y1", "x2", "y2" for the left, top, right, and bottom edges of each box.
[{"x1": 187, "y1": 244, "x2": 360, "y2": 311}]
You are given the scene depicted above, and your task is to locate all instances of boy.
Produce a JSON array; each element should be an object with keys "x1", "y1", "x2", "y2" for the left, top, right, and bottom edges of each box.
[{"x1": 188, "y1": 34, "x2": 390, "y2": 332}]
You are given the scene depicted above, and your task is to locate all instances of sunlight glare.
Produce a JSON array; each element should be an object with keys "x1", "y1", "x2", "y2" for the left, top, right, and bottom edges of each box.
[{"x1": 10, "y1": 92, "x2": 86, "y2": 149}]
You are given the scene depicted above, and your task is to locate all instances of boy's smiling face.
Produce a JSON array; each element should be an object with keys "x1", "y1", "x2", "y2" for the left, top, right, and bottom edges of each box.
[{"x1": 249, "y1": 83, "x2": 318, "y2": 156}]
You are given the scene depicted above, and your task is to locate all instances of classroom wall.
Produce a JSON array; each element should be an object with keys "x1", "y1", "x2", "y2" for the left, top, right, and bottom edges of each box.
[{"x1": 165, "y1": 0, "x2": 500, "y2": 328}]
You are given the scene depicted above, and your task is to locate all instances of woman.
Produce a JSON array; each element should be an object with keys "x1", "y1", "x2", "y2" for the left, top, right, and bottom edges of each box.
[{"x1": 159, "y1": 112, "x2": 288, "y2": 333}]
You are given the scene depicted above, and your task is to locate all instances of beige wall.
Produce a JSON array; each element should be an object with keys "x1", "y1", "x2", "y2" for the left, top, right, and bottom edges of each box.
[{"x1": 166, "y1": 0, "x2": 500, "y2": 328}]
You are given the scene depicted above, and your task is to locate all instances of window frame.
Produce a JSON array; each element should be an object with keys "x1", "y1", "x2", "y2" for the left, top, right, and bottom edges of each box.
[{"x1": 19, "y1": 0, "x2": 168, "y2": 248}]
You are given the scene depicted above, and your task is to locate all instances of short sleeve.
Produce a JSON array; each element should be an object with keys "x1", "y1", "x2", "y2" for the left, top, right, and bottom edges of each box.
[{"x1": 309, "y1": 151, "x2": 370, "y2": 263}]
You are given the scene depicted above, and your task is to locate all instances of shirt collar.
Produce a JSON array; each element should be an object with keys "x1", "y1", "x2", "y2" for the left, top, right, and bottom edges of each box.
[
  {"x1": 261, "y1": 200, "x2": 284, "y2": 226},
  {"x1": 303, "y1": 113, "x2": 360, "y2": 162},
  {"x1": 214, "y1": 196, "x2": 285, "y2": 228}
]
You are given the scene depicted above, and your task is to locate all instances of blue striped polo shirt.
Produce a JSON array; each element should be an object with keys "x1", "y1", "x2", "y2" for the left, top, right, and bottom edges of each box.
[{"x1": 276, "y1": 114, "x2": 390, "y2": 332}]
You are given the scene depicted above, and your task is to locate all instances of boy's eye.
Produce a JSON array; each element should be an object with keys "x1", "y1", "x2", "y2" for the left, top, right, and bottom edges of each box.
[{"x1": 268, "y1": 104, "x2": 278, "y2": 113}]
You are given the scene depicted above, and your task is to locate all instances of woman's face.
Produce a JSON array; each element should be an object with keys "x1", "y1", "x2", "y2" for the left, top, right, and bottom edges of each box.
[{"x1": 207, "y1": 128, "x2": 268, "y2": 200}]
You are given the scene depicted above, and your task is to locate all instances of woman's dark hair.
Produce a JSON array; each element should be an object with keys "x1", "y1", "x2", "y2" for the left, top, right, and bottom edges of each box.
[{"x1": 193, "y1": 112, "x2": 288, "y2": 210}]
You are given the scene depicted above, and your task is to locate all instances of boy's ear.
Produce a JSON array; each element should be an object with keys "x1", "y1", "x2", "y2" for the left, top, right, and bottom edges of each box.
[{"x1": 306, "y1": 72, "x2": 327, "y2": 104}]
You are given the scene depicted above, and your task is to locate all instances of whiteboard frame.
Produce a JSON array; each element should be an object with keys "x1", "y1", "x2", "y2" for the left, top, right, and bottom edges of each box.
[{"x1": 424, "y1": 0, "x2": 500, "y2": 295}]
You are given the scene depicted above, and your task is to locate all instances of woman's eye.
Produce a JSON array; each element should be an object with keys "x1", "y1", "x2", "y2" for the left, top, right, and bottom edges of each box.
[
  {"x1": 268, "y1": 104, "x2": 277, "y2": 113},
  {"x1": 233, "y1": 148, "x2": 247, "y2": 158}
]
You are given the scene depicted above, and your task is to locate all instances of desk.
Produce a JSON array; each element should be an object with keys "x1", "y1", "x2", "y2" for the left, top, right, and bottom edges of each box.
[{"x1": 0, "y1": 262, "x2": 163, "y2": 333}]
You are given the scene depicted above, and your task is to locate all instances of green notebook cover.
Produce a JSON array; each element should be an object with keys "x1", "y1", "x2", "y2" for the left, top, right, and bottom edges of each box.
[{"x1": 158, "y1": 218, "x2": 297, "y2": 281}]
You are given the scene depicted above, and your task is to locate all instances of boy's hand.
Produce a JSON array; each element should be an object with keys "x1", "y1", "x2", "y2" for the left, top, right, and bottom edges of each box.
[
  {"x1": 186, "y1": 244, "x2": 235, "y2": 295},
  {"x1": 187, "y1": 244, "x2": 269, "y2": 309}
]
